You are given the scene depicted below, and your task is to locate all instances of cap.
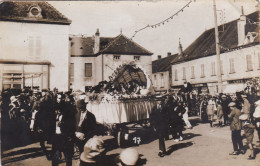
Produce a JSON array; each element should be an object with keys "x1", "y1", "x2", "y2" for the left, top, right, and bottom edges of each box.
[
  {"x1": 239, "y1": 114, "x2": 248, "y2": 121},
  {"x1": 228, "y1": 102, "x2": 236, "y2": 107},
  {"x1": 80, "y1": 137, "x2": 105, "y2": 163},
  {"x1": 120, "y1": 148, "x2": 139, "y2": 166}
]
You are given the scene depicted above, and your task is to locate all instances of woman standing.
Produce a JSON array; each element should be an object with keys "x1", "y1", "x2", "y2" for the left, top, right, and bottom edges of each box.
[{"x1": 207, "y1": 97, "x2": 216, "y2": 127}]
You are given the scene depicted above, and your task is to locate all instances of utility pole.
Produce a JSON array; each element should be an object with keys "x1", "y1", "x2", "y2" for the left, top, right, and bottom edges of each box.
[{"x1": 213, "y1": 0, "x2": 223, "y2": 93}]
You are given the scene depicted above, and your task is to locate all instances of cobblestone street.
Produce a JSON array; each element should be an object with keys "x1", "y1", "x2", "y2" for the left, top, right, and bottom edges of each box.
[{"x1": 2, "y1": 117, "x2": 260, "y2": 166}]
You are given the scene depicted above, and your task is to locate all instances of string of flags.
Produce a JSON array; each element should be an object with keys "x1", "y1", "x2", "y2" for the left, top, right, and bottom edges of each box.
[{"x1": 131, "y1": 0, "x2": 192, "y2": 39}]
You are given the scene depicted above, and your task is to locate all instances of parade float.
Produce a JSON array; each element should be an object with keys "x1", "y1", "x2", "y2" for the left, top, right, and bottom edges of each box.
[{"x1": 85, "y1": 62, "x2": 156, "y2": 147}]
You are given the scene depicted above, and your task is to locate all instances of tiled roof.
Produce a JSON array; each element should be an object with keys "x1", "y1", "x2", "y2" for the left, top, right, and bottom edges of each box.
[
  {"x1": 0, "y1": 1, "x2": 71, "y2": 25},
  {"x1": 173, "y1": 11, "x2": 259, "y2": 64},
  {"x1": 100, "y1": 34, "x2": 153, "y2": 55},
  {"x1": 71, "y1": 36, "x2": 114, "y2": 56},
  {"x1": 152, "y1": 54, "x2": 178, "y2": 73},
  {"x1": 71, "y1": 34, "x2": 153, "y2": 56}
]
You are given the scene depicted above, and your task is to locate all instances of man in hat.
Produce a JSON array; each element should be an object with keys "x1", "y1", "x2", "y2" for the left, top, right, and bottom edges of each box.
[
  {"x1": 150, "y1": 96, "x2": 167, "y2": 157},
  {"x1": 52, "y1": 93, "x2": 75, "y2": 166},
  {"x1": 75, "y1": 99, "x2": 96, "y2": 153},
  {"x1": 221, "y1": 94, "x2": 231, "y2": 126},
  {"x1": 228, "y1": 102, "x2": 244, "y2": 155}
]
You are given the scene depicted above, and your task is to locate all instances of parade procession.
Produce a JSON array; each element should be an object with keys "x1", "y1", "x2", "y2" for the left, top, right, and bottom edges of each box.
[{"x1": 1, "y1": 0, "x2": 260, "y2": 166}]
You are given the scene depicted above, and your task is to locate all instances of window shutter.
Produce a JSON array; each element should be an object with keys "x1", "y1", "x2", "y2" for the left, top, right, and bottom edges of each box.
[
  {"x1": 85, "y1": 63, "x2": 92, "y2": 77},
  {"x1": 28, "y1": 36, "x2": 34, "y2": 57}
]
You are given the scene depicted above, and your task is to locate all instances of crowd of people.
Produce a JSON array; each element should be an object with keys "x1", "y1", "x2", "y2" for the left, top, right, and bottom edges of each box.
[{"x1": 1, "y1": 82, "x2": 260, "y2": 164}]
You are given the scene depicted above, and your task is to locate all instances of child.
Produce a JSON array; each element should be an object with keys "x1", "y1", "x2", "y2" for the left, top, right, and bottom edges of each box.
[
  {"x1": 216, "y1": 101, "x2": 223, "y2": 127},
  {"x1": 240, "y1": 114, "x2": 255, "y2": 160}
]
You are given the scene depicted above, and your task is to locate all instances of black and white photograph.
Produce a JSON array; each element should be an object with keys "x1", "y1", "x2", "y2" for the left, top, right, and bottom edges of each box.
[{"x1": 0, "y1": 0, "x2": 260, "y2": 165}]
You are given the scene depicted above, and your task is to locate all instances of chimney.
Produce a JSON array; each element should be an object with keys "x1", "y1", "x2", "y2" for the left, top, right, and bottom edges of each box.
[
  {"x1": 237, "y1": 6, "x2": 246, "y2": 46},
  {"x1": 178, "y1": 38, "x2": 183, "y2": 56},
  {"x1": 158, "y1": 55, "x2": 162, "y2": 59},
  {"x1": 94, "y1": 28, "x2": 100, "y2": 54},
  {"x1": 167, "y1": 52, "x2": 171, "y2": 57}
]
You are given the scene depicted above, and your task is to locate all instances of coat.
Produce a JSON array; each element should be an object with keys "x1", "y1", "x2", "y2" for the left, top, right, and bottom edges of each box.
[
  {"x1": 150, "y1": 104, "x2": 167, "y2": 134},
  {"x1": 228, "y1": 108, "x2": 242, "y2": 131},
  {"x1": 75, "y1": 110, "x2": 96, "y2": 139}
]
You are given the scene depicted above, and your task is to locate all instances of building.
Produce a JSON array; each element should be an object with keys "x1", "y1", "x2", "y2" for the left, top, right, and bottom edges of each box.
[
  {"x1": 152, "y1": 53, "x2": 178, "y2": 93},
  {"x1": 171, "y1": 10, "x2": 260, "y2": 95},
  {"x1": 70, "y1": 30, "x2": 153, "y2": 91},
  {"x1": 0, "y1": 1, "x2": 71, "y2": 91}
]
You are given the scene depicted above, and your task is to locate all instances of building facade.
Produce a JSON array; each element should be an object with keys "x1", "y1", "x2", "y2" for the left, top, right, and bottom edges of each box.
[
  {"x1": 0, "y1": 2, "x2": 71, "y2": 91},
  {"x1": 70, "y1": 30, "x2": 153, "y2": 91},
  {"x1": 171, "y1": 11, "x2": 260, "y2": 95},
  {"x1": 151, "y1": 53, "x2": 178, "y2": 93}
]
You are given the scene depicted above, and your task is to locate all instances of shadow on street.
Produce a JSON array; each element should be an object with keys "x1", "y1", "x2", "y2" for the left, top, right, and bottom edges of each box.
[{"x1": 166, "y1": 141, "x2": 194, "y2": 155}]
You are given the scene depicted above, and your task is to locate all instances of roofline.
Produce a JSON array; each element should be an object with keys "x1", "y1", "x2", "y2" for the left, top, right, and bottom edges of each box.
[
  {"x1": 0, "y1": 18, "x2": 71, "y2": 25},
  {"x1": 0, "y1": 59, "x2": 51, "y2": 65},
  {"x1": 99, "y1": 34, "x2": 153, "y2": 55},
  {"x1": 172, "y1": 42, "x2": 260, "y2": 65}
]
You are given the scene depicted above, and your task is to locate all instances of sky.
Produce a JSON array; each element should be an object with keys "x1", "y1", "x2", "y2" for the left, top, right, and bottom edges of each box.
[{"x1": 49, "y1": 0, "x2": 259, "y2": 60}]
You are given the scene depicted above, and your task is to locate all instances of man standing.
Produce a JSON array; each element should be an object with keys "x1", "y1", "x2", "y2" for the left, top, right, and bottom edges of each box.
[
  {"x1": 150, "y1": 97, "x2": 167, "y2": 157},
  {"x1": 228, "y1": 102, "x2": 244, "y2": 155},
  {"x1": 221, "y1": 95, "x2": 230, "y2": 126},
  {"x1": 75, "y1": 99, "x2": 96, "y2": 153},
  {"x1": 52, "y1": 94, "x2": 76, "y2": 166}
]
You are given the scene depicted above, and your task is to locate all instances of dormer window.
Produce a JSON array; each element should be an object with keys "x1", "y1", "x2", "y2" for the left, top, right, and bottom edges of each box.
[
  {"x1": 28, "y1": 5, "x2": 42, "y2": 18},
  {"x1": 134, "y1": 56, "x2": 140, "y2": 61},
  {"x1": 113, "y1": 55, "x2": 120, "y2": 60}
]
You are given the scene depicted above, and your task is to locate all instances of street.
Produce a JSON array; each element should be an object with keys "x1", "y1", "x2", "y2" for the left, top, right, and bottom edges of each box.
[{"x1": 2, "y1": 117, "x2": 260, "y2": 166}]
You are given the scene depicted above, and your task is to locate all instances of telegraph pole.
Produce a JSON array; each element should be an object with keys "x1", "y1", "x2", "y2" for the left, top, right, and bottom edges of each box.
[{"x1": 213, "y1": 0, "x2": 223, "y2": 93}]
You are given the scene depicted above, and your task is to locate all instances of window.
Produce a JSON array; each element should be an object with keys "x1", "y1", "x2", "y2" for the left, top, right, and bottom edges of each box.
[
  {"x1": 174, "y1": 69, "x2": 178, "y2": 81},
  {"x1": 134, "y1": 56, "x2": 140, "y2": 61},
  {"x1": 113, "y1": 55, "x2": 120, "y2": 60},
  {"x1": 161, "y1": 73, "x2": 164, "y2": 88},
  {"x1": 201, "y1": 64, "x2": 205, "y2": 78},
  {"x1": 229, "y1": 58, "x2": 235, "y2": 73},
  {"x1": 28, "y1": 36, "x2": 41, "y2": 60},
  {"x1": 246, "y1": 55, "x2": 253, "y2": 71},
  {"x1": 85, "y1": 63, "x2": 92, "y2": 77},
  {"x1": 191, "y1": 66, "x2": 195, "y2": 79},
  {"x1": 182, "y1": 67, "x2": 186, "y2": 80},
  {"x1": 154, "y1": 75, "x2": 157, "y2": 87},
  {"x1": 211, "y1": 62, "x2": 216, "y2": 76},
  {"x1": 70, "y1": 63, "x2": 74, "y2": 77}
]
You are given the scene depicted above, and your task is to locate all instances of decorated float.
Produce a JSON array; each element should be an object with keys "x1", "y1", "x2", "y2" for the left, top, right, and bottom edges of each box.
[{"x1": 85, "y1": 62, "x2": 156, "y2": 147}]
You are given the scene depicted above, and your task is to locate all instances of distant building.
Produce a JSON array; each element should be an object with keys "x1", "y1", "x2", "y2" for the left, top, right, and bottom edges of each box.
[
  {"x1": 171, "y1": 10, "x2": 260, "y2": 95},
  {"x1": 0, "y1": 1, "x2": 71, "y2": 91},
  {"x1": 69, "y1": 29, "x2": 153, "y2": 91},
  {"x1": 152, "y1": 53, "x2": 178, "y2": 93}
]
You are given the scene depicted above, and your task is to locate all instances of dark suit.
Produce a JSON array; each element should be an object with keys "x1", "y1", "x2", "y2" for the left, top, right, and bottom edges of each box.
[
  {"x1": 75, "y1": 110, "x2": 96, "y2": 153},
  {"x1": 150, "y1": 104, "x2": 166, "y2": 153},
  {"x1": 52, "y1": 101, "x2": 76, "y2": 166}
]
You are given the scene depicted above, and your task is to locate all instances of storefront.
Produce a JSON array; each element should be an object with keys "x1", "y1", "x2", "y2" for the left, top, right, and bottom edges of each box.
[{"x1": 0, "y1": 62, "x2": 49, "y2": 91}]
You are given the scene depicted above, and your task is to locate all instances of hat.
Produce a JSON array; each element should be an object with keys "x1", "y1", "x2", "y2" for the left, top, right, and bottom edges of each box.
[
  {"x1": 221, "y1": 94, "x2": 227, "y2": 98},
  {"x1": 241, "y1": 94, "x2": 247, "y2": 98},
  {"x1": 76, "y1": 99, "x2": 87, "y2": 110},
  {"x1": 228, "y1": 102, "x2": 236, "y2": 107},
  {"x1": 155, "y1": 95, "x2": 163, "y2": 101},
  {"x1": 80, "y1": 137, "x2": 105, "y2": 163},
  {"x1": 239, "y1": 114, "x2": 248, "y2": 121},
  {"x1": 120, "y1": 148, "x2": 139, "y2": 166}
]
